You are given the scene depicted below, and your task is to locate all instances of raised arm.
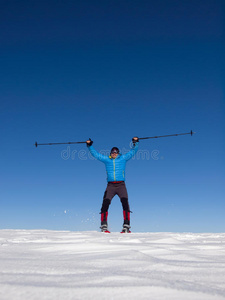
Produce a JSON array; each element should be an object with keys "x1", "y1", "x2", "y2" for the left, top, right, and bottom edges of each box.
[
  {"x1": 86, "y1": 139, "x2": 109, "y2": 162},
  {"x1": 121, "y1": 137, "x2": 139, "y2": 161}
]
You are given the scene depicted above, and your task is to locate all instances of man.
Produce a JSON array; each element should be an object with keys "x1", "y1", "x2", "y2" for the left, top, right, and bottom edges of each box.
[{"x1": 86, "y1": 137, "x2": 139, "y2": 233}]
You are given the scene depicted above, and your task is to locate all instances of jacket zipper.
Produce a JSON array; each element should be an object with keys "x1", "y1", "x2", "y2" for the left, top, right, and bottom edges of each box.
[{"x1": 113, "y1": 159, "x2": 116, "y2": 181}]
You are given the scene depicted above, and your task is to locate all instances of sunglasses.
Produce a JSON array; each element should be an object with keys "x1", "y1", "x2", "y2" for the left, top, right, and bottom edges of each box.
[{"x1": 111, "y1": 150, "x2": 119, "y2": 154}]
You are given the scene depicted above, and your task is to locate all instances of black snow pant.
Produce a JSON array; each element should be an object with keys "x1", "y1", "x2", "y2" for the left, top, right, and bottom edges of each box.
[{"x1": 100, "y1": 181, "x2": 131, "y2": 226}]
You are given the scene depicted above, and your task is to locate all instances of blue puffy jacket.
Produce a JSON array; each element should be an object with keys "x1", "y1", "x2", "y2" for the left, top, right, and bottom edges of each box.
[{"x1": 87, "y1": 143, "x2": 139, "y2": 182}]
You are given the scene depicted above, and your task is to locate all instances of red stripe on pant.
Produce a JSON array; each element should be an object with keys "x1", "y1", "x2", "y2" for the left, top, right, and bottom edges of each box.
[
  {"x1": 101, "y1": 212, "x2": 108, "y2": 222},
  {"x1": 123, "y1": 210, "x2": 130, "y2": 221}
]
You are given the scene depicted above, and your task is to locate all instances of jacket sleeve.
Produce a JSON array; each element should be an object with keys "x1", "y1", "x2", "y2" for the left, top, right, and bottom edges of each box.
[
  {"x1": 87, "y1": 145, "x2": 109, "y2": 162},
  {"x1": 121, "y1": 142, "x2": 139, "y2": 161}
]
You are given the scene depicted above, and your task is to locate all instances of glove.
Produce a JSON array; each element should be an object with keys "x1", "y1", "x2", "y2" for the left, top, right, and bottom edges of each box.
[
  {"x1": 132, "y1": 137, "x2": 139, "y2": 145},
  {"x1": 86, "y1": 138, "x2": 93, "y2": 146}
]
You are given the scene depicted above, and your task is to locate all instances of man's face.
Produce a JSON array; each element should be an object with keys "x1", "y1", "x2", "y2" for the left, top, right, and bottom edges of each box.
[{"x1": 111, "y1": 152, "x2": 119, "y2": 159}]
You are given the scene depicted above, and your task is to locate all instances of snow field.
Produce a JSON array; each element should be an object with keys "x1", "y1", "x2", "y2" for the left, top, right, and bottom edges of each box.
[{"x1": 0, "y1": 230, "x2": 225, "y2": 300}]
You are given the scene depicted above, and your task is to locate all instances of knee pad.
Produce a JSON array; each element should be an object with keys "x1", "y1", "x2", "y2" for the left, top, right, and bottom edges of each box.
[
  {"x1": 101, "y1": 198, "x2": 111, "y2": 213},
  {"x1": 121, "y1": 197, "x2": 130, "y2": 211}
]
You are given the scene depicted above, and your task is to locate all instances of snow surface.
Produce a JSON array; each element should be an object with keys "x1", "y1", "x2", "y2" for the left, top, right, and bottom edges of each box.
[{"x1": 0, "y1": 230, "x2": 225, "y2": 300}]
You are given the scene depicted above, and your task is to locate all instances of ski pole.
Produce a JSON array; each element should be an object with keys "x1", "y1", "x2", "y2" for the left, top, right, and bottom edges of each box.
[
  {"x1": 139, "y1": 130, "x2": 195, "y2": 140},
  {"x1": 34, "y1": 139, "x2": 91, "y2": 147}
]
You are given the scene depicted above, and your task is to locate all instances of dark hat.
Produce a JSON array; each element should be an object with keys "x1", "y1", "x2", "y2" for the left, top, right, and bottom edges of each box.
[{"x1": 110, "y1": 147, "x2": 120, "y2": 154}]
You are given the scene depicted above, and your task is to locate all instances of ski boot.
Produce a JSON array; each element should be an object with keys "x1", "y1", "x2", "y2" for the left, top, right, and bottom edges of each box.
[
  {"x1": 121, "y1": 210, "x2": 131, "y2": 233},
  {"x1": 100, "y1": 212, "x2": 110, "y2": 233},
  {"x1": 100, "y1": 224, "x2": 110, "y2": 233},
  {"x1": 121, "y1": 224, "x2": 131, "y2": 233}
]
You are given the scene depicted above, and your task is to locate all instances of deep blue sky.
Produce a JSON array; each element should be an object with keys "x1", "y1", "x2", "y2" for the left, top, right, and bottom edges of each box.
[{"x1": 1, "y1": 0, "x2": 224, "y2": 232}]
